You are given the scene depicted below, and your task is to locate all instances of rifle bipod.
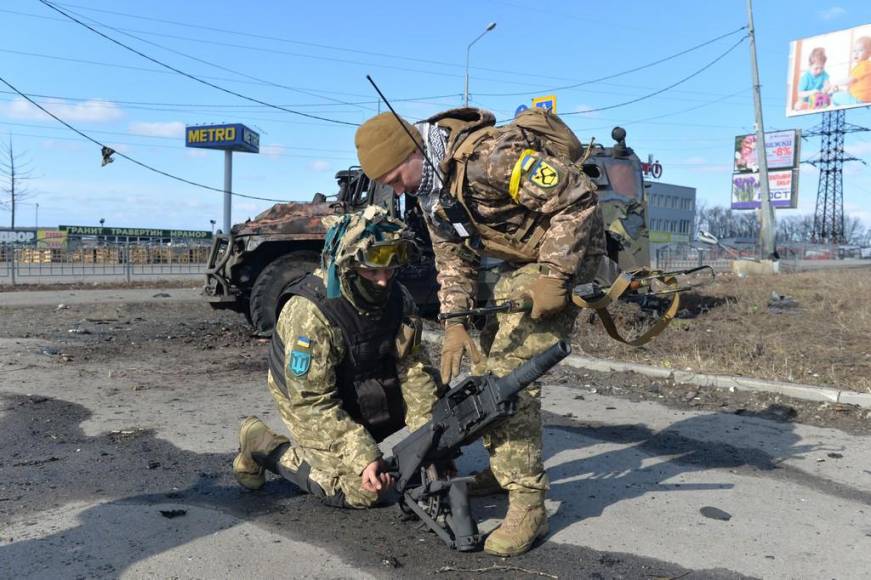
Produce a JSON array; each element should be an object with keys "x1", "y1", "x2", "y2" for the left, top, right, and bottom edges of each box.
[{"x1": 397, "y1": 464, "x2": 479, "y2": 551}]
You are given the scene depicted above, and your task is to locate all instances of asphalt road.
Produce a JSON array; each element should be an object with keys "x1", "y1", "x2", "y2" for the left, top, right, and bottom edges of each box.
[{"x1": 2, "y1": 289, "x2": 870, "y2": 579}]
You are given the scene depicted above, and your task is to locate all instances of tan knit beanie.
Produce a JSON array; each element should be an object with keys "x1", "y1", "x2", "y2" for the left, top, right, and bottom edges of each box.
[{"x1": 355, "y1": 112, "x2": 421, "y2": 180}]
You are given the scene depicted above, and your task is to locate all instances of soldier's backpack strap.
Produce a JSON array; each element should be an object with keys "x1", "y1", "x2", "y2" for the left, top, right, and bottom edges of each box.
[
  {"x1": 572, "y1": 270, "x2": 680, "y2": 347},
  {"x1": 446, "y1": 127, "x2": 548, "y2": 263}
]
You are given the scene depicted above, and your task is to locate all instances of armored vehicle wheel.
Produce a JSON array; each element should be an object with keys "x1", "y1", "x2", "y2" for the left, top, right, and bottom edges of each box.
[{"x1": 249, "y1": 251, "x2": 319, "y2": 336}]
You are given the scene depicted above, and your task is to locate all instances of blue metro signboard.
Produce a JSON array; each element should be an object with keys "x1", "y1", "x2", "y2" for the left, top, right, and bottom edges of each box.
[{"x1": 185, "y1": 123, "x2": 260, "y2": 153}]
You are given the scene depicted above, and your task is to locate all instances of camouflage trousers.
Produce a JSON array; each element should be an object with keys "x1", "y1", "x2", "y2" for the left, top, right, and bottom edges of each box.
[
  {"x1": 478, "y1": 263, "x2": 578, "y2": 494},
  {"x1": 266, "y1": 377, "x2": 379, "y2": 509}
]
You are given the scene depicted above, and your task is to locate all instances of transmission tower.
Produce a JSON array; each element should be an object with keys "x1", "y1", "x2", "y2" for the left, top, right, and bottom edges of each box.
[{"x1": 804, "y1": 110, "x2": 868, "y2": 243}]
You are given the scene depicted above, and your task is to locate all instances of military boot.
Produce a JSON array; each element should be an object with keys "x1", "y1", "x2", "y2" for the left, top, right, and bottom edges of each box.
[
  {"x1": 483, "y1": 491, "x2": 548, "y2": 557},
  {"x1": 467, "y1": 467, "x2": 507, "y2": 497},
  {"x1": 232, "y1": 416, "x2": 289, "y2": 490}
]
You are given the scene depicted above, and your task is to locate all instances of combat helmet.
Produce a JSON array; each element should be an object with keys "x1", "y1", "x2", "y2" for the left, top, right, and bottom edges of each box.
[{"x1": 322, "y1": 205, "x2": 419, "y2": 306}]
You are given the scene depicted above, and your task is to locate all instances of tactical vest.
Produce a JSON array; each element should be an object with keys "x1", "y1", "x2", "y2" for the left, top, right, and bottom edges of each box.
[
  {"x1": 268, "y1": 274, "x2": 406, "y2": 443},
  {"x1": 430, "y1": 107, "x2": 585, "y2": 263}
]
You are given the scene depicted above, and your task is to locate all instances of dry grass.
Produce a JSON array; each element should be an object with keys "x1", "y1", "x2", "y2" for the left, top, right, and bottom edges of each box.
[{"x1": 573, "y1": 267, "x2": 871, "y2": 392}]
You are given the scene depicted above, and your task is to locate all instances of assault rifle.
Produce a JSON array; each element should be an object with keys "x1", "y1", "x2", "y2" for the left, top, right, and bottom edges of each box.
[
  {"x1": 438, "y1": 266, "x2": 715, "y2": 347},
  {"x1": 384, "y1": 340, "x2": 572, "y2": 551}
]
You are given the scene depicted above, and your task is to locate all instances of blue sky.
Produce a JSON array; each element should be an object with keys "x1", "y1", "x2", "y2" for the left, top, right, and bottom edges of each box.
[{"x1": 1, "y1": 0, "x2": 870, "y2": 232}]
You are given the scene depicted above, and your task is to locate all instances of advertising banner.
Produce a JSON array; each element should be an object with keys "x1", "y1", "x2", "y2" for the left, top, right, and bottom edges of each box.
[
  {"x1": 731, "y1": 170, "x2": 799, "y2": 209},
  {"x1": 59, "y1": 226, "x2": 212, "y2": 240},
  {"x1": 786, "y1": 24, "x2": 871, "y2": 117},
  {"x1": 733, "y1": 130, "x2": 801, "y2": 173},
  {"x1": 0, "y1": 228, "x2": 36, "y2": 244},
  {"x1": 37, "y1": 229, "x2": 68, "y2": 249}
]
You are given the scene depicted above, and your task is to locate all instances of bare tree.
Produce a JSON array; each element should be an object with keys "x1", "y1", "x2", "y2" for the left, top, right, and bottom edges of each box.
[
  {"x1": 697, "y1": 205, "x2": 758, "y2": 240},
  {"x1": 843, "y1": 216, "x2": 866, "y2": 245},
  {"x1": 776, "y1": 214, "x2": 814, "y2": 242},
  {"x1": 0, "y1": 138, "x2": 37, "y2": 228}
]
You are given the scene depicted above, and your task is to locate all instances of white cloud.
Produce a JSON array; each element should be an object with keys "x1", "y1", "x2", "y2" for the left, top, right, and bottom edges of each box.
[
  {"x1": 260, "y1": 144, "x2": 287, "y2": 159},
  {"x1": 106, "y1": 143, "x2": 131, "y2": 155},
  {"x1": 1, "y1": 97, "x2": 124, "y2": 123},
  {"x1": 307, "y1": 159, "x2": 330, "y2": 172},
  {"x1": 818, "y1": 6, "x2": 846, "y2": 20},
  {"x1": 128, "y1": 121, "x2": 185, "y2": 138},
  {"x1": 845, "y1": 141, "x2": 871, "y2": 157},
  {"x1": 40, "y1": 139, "x2": 84, "y2": 152},
  {"x1": 572, "y1": 104, "x2": 598, "y2": 117}
]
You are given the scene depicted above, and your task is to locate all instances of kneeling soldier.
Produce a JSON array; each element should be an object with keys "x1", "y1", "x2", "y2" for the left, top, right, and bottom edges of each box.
[{"x1": 233, "y1": 206, "x2": 439, "y2": 508}]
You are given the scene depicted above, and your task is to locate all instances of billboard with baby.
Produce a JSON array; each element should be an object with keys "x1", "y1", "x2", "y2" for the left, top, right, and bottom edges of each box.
[{"x1": 786, "y1": 24, "x2": 871, "y2": 117}]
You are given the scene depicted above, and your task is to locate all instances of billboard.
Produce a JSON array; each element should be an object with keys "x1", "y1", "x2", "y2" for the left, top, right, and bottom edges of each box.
[
  {"x1": 731, "y1": 170, "x2": 799, "y2": 209},
  {"x1": 37, "y1": 229, "x2": 68, "y2": 249},
  {"x1": 733, "y1": 130, "x2": 801, "y2": 173},
  {"x1": 185, "y1": 123, "x2": 260, "y2": 153},
  {"x1": 786, "y1": 24, "x2": 871, "y2": 117},
  {"x1": 59, "y1": 225, "x2": 212, "y2": 239},
  {"x1": 0, "y1": 228, "x2": 36, "y2": 244}
]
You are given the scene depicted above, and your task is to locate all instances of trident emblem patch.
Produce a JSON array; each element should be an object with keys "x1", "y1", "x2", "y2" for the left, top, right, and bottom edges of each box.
[{"x1": 289, "y1": 336, "x2": 312, "y2": 377}]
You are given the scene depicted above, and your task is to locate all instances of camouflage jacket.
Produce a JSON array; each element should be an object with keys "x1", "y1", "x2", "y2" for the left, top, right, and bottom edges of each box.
[
  {"x1": 267, "y1": 280, "x2": 439, "y2": 476},
  {"x1": 426, "y1": 113, "x2": 606, "y2": 317}
]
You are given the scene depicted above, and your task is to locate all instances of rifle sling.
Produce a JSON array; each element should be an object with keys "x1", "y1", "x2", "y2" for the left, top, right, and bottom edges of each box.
[{"x1": 572, "y1": 271, "x2": 680, "y2": 347}]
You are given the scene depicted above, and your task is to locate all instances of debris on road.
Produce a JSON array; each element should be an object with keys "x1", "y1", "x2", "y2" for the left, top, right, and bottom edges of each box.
[
  {"x1": 159, "y1": 509, "x2": 187, "y2": 519},
  {"x1": 700, "y1": 506, "x2": 732, "y2": 521}
]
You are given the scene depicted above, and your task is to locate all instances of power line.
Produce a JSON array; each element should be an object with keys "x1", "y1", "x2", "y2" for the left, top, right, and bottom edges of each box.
[
  {"x1": 37, "y1": 0, "x2": 360, "y2": 127},
  {"x1": 59, "y1": 5, "x2": 374, "y2": 113},
  {"x1": 477, "y1": 26, "x2": 747, "y2": 98},
  {"x1": 557, "y1": 34, "x2": 749, "y2": 118},
  {"x1": 0, "y1": 89, "x2": 460, "y2": 112},
  {"x1": 47, "y1": 3, "x2": 470, "y2": 72},
  {"x1": 15, "y1": 4, "x2": 751, "y2": 93},
  {"x1": 0, "y1": 127, "x2": 358, "y2": 161},
  {"x1": 44, "y1": 2, "x2": 679, "y2": 85},
  {"x1": 20, "y1": 4, "x2": 537, "y2": 91},
  {"x1": 0, "y1": 74, "x2": 287, "y2": 202}
]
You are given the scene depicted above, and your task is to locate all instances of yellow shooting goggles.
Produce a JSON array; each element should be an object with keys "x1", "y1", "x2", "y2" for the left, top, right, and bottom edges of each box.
[{"x1": 355, "y1": 239, "x2": 419, "y2": 269}]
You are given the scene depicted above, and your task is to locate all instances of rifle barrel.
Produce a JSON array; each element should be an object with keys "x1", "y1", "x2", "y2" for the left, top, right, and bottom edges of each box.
[{"x1": 495, "y1": 340, "x2": 572, "y2": 400}]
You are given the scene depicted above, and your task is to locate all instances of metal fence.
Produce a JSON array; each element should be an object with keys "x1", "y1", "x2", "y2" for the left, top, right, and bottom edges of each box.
[
  {"x1": 0, "y1": 239, "x2": 209, "y2": 285},
  {"x1": 653, "y1": 242, "x2": 851, "y2": 272}
]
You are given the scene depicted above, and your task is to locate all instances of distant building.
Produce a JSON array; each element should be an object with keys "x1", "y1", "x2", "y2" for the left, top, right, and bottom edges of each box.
[{"x1": 647, "y1": 182, "x2": 697, "y2": 264}]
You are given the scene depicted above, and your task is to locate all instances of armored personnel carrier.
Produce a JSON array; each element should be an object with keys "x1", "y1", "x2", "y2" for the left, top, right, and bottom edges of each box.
[{"x1": 203, "y1": 127, "x2": 649, "y2": 335}]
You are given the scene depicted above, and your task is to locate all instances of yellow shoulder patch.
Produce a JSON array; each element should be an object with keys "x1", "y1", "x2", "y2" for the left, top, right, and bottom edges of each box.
[{"x1": 508, "y1": 149, "x2": 538, "y2": 202}]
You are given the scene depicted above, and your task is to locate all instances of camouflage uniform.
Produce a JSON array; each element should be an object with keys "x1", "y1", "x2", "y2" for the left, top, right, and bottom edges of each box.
[
  {"x1": 425, "y1": 109, "x2": 606, "y2": 494},
  {"x1": 234, "y1": 206, "x2": 439, "y2": 508},
  {"x1": 266, "y1": 278, "x2": 438, "y2": 508}
]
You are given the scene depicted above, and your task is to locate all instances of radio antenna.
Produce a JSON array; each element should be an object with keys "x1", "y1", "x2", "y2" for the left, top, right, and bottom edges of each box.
[{"x1": 365, "y1": 75, "x2": 442, "y2": 179}]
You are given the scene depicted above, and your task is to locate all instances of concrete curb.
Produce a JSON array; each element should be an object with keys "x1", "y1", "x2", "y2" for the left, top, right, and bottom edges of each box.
[{"x1": 421, "y1": 330, "x2": 871, "y2": 410}]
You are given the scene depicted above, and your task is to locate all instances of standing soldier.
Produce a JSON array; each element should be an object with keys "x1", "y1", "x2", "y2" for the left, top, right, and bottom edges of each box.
[
  {"x1": 233, "y1": 205, "x2": 439, "y2": 508},
  {"x1": 354, "y1": 107, "x2": 605, "y2": 556}
]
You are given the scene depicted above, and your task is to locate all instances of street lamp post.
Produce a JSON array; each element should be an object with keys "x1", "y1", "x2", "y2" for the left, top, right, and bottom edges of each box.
[
  {"x1": 34, "y1": 203, "x2": 38, "y2": 229},
  {"x1": 464, "y1": 22, "x2": 496, "y2": 107},
  {"x1": 210, "y1": 219, "x2": 216, "y2": 235}
]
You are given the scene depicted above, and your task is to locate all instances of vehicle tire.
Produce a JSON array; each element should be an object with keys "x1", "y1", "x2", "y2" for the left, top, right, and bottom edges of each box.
[{"x1": 249, "y1": 251, "x2": 319, "y2": 336}]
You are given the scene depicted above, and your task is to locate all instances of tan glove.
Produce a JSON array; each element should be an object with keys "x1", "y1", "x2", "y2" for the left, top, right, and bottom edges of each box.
[
  {"x1": 440, "y1": 324, "x2": 482, "y2": 385},
  {"x1": 526, "y1": 276, "x2": 569, "y2": 319}
]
